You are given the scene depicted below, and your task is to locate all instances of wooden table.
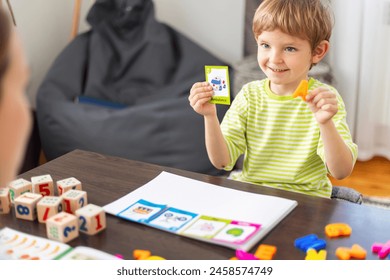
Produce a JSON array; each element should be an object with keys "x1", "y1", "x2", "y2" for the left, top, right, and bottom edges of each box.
[{"x1": 1, "y1": 149, "x2": 389, "y2": 260}]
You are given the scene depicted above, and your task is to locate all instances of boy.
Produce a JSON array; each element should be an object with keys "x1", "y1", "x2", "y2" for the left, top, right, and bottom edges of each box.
[{"x1": 188, "y1": 0, "x2": 357, "y2": 197}]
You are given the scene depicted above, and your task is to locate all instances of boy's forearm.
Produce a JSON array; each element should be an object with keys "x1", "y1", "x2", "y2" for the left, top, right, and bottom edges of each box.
[
  {"x1": 319, "y1": 120, "x2": 354, "y2": 180},
  {"x1": 204, "y1": 115, "x2": 231, "y2": 169}
]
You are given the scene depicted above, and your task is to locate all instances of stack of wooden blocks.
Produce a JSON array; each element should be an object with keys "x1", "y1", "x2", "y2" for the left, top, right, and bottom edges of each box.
[{"x1": 0, "y1": 175, "x2": 106, "y2": 243}]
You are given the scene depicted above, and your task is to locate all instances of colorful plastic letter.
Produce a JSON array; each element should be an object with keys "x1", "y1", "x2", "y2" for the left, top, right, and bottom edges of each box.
[
  {"x1": 133, "y1": 249, "x2": 151, "y2": 260},
  {"x1": 372, "y1": 241, "x2": 390, "y2": 259},
  {"x1": 294, "y1": 234, "x2": 326, "y2": 252},
  {"x1": 254, "y1": 244, "x2": 277, "y2": 260},
  {"x1": 325, "y1": 223, "x2": 352, "y2": 238},
  {"x1": 305, "y1": 248, "x2": 327, "y2": 260},
  {"x1": 292, "y1": 80, "x2": 309, "y2": 101},
  {"x1": 235, "y1": 249, "x2": 259, "y2": 260},
  {"x1": 336, "y1": 244, "x2": 366, "y2": 260}
]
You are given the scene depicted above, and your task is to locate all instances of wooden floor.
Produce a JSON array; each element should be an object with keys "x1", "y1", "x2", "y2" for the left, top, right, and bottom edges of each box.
[{"x1": 330, "y1": 157, "x2": 390, "y2": 197}]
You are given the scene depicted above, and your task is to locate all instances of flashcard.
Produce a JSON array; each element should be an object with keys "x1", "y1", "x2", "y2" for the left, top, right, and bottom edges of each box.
[
  {"x1": 118, "y1": 199, "x2": 166, "y2": 223},
  {"x1": 180, "y1": 215, "x2": 231, "y2": 239},
  {"x1": 148, "y1": 207, "x2": 198, "y2": 232},
  {"x1": 205, "y1": 65, "x2": 230, "y2": 105},
  {"x1": 212, "y1": 221, "x2": 261, "y2": 245}
]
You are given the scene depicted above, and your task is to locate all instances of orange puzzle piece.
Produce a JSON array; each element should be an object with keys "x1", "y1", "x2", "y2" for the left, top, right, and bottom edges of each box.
[
  {"x1": 292, "y1": 80, "x2": 309, "y2": 101},
  {"x1": 335, "y1": 244, "x2": 366, "y2": 260},
  {"x1": 325, "y1": 223, "x2": 352, "y2": 238},
  {"x1": 133, "y1": 249, "x2": 151, "y2": 260},
  {"x1": 254, "y1": 244, "x2": 277, "y2": 260}
]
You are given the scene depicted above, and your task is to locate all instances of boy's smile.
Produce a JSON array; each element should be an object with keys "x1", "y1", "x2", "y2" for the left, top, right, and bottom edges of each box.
[{"x1": 256, "y1": 29, "x2": 314, "y2": 96}]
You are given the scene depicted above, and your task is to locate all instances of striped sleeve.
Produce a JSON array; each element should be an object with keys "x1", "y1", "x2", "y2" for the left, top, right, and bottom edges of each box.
[
  {"x1": 220, "y1": 88, "x2": 248, "y2": 171},
  {"x1": 317, "y1": 86, "x2": 358, "y2": 167}
]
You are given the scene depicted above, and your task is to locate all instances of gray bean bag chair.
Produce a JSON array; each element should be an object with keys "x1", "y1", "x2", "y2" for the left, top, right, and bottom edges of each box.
[{"x1": 36, "y1": 0, "x2": 231, "y2": 175}]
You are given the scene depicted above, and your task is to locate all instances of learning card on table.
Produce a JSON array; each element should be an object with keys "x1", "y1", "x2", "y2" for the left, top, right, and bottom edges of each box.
[
  {"x1": 205, "y1": 65, "x2": 231, "y2": 105},
  {"x1": 0, "y1": 227, "x2": 118, "y2": 260},
  {"x1": 104, "y1": 172, "x2": 298, "y2": 251}
]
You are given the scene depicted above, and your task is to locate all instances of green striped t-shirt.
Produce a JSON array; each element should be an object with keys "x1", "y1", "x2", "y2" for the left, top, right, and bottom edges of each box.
[{"x1": 220, "y1": 78, "x2": 357, "y2": 198}]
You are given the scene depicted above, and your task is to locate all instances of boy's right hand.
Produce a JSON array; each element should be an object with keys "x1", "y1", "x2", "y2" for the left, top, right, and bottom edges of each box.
[{"x1": 188, "y1": 82, "x2": 216, "y2": 116}]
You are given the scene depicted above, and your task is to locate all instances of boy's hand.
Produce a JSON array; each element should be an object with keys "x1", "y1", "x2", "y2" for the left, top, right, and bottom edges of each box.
[
  {"x1": 189, "y1": 82, "x2": 216, "y2": 116},
  {"x1": 306, "y1": 87, "x2": 338, "y2": 124}
]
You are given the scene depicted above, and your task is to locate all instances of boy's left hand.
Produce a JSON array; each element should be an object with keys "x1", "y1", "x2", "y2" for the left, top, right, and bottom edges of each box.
[{"x1": 306, "y1": 87, "x2": 338, "y2": 124}]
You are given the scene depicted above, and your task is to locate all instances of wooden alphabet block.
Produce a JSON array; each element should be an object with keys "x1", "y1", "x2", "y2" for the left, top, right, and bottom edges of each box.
[
  {"x1": 75, "y1": 204, "x2": 106, "y2": 235},
  {"x1": 37, "y1": 196, "x2": 63, "y2": 223},
  {"x1": 7, "y1": 178, "x2": 32, "y2": 203},
  {"x1": 0, "y1": 188, "x2": 11, "y2": 214},
  {"x1": 31, "y1": 174, "x2": 54, "y2": 197},
  {"x1": 56, "y1": 177, "x2": 82, "y2": 195},
  {"x1": 14, "y1": 192, "x2": 43, "y2": 221},
  {"x1": 62, "y1": 190, "x2": 88, "y2": 214},
  {"x1": 46, "y1": 212, "x2": 79, "y2": 243}
]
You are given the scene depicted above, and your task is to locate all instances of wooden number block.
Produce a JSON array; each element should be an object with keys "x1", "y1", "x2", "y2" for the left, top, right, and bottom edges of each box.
[
  {"x1": 37, "y1": 196, "x2": 63, "y2": 223},
  {"x1": 75, "y1": 204, "x2": 106, "y2": 235},
  {"x1": 56, "y1": 177, "x2": 82, "y2": 195},
  {"x1": 14, "y1": 193, "x2": 43, "y2": 221},
  {"x1": 7, "y1": 178, "x2": 32, "y2": 204},
  {"x1": 0, "y1": 188, "x2": 11, "y2": 214},
  {"x1": 62, "y1": 190, "x2": 88, "y2": 214},
  {"x1": 31, "y1": 174, "x2": 54, "y2": 197},
  {"x1": 46, "y1": 212, "x2": 79, "y2": 243}
]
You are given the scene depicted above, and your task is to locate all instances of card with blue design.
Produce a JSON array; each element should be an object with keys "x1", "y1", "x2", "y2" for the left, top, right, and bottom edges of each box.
[
  {"x1": 148, "y1": 207, "x2": 198, "y2": 232},
  {"x1": 117, "y1": 199, "x2": 166, "y2": 223},
  {"x1": 205, "y1": 65, "x2": 230, "y2": 105}
]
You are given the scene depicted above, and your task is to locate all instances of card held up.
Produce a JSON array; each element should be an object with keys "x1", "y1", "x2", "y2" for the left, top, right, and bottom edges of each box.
[{"x1": 205, "y1": 65, "x2": 231, "y2": 105}]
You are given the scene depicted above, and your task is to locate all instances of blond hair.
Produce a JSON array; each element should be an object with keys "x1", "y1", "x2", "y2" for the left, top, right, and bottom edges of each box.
[{"x1": 253, "y1": 0, "x2": 333, "y2": 51}]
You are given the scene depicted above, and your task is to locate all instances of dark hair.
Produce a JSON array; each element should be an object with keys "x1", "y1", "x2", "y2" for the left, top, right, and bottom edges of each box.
[{"x1": 0, "y1": 7, "x2": 11, "y2": 99}]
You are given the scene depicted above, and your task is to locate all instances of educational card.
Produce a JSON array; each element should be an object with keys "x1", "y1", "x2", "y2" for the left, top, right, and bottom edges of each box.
[
  {"x1": 118, "y1": 199, "x2": 166, "y2": 223},
  {"x1": 180, "y1": 215, "x2": 231, "y2": 239},
  {"x1": 0, "y1": 227, "x2": 70, "y2": 260},
  {"x1": 212, "y1": 221, "x2": 260, "y2": 245},
  {"x1": 205, "y1": 65, "x2": 230, "y2": 105},
  {"x1": 148, "y1": 207, "x2": 198, "y2": 232}
]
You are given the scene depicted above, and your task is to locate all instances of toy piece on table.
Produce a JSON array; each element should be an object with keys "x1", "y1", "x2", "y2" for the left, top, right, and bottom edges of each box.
[
  {"x1": 56, "y1": 177, "x2": 82, "y2": 195},
  {"x1": 336, "y1": 244, "x2": 366, "y2": 260},
  {"x1": 133, "y1": 249, "x2": 151, "y2": 260},
  {"x1": 37, "y1": 196, "x2": 63, "y2": 223},
  {"x1": 31, "y1": 174, "x2": 54, "y2": 197},
  {"x1": 75, "y1": 203, "x2": 106, "y2": 235},
  {"x1": 14, "y1": 192, "x2": 42, "y2": 221},
  {"x1": 7, "y1": 178, "x2": 32, "y2": 204},
  {"x1": 294, "y1": 234, "x2": 326, "y2": 252},
  {"x1": 372, "y1": 241, "x2": 390, "y2": 259},
  {"x1": 236, "y1": 249, "x2": 259, "y2": 260},
  {"x1": 61, "y1": 189, "x2": 88, "y2": 214},
  {"x1": 305, "y1": 248, "x2": 327, "y2": 260},
  {"x1": 254, "y1": 244, "x2": 277, "y2": 260},
  {"x1": 133, "y1": 249, "x2": 165, "y2": 260},
  {"x1": 46, "y1": 212, "x2": 79, "y2": 243},
  {"x1": 325, "y1": 223, "x2": 352, "y2": 238},
  {"x1": 292, "y1": 80, "x2": 309, "y2": 101},
  {"x1": 229, "y1": 256, "x2": 238, "y2": 260},
  {"x1": 0, "y1": 188, "x2": 11, "y2": 214}
]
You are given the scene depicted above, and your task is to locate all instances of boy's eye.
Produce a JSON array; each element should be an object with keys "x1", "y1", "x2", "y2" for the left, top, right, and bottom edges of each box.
[
  {"x1": 260, "y1": 43, "x2": 270, "y2": 49},
  {"x1": 285, "y1": 47, "x2": 297, "y2": 52}
]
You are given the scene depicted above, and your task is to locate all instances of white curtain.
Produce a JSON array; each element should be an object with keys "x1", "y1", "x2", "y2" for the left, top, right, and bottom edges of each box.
[{"x1": 331, "y1": 0, "x2": 390, "y2": 161}]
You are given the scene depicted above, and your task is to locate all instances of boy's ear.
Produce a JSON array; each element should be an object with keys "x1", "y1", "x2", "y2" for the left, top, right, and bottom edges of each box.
[{"x1": 312, "y1": 40, "x2": 330, "y2": 64}]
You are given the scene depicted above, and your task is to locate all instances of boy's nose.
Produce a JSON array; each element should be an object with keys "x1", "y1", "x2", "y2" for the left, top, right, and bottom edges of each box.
[{"x1": 269, "y1": 50, "x2": 283, "y2": 63}]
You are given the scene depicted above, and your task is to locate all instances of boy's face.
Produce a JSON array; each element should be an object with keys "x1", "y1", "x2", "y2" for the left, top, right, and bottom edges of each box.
[
  {"x1": 256, "y1": 29, "x2": 314, "y2": 95},
  {"x1": 0, "y1": 29, "x2": 31, "y2": 187}
]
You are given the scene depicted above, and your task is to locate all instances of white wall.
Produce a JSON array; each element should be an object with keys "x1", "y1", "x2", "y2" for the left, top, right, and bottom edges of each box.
[
  {"x1": 329, "y1": 0, "x2": 364, "y2": 137},
  {"x1": 10, "y1": 0, "x2": 244, "y2": 109}
]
